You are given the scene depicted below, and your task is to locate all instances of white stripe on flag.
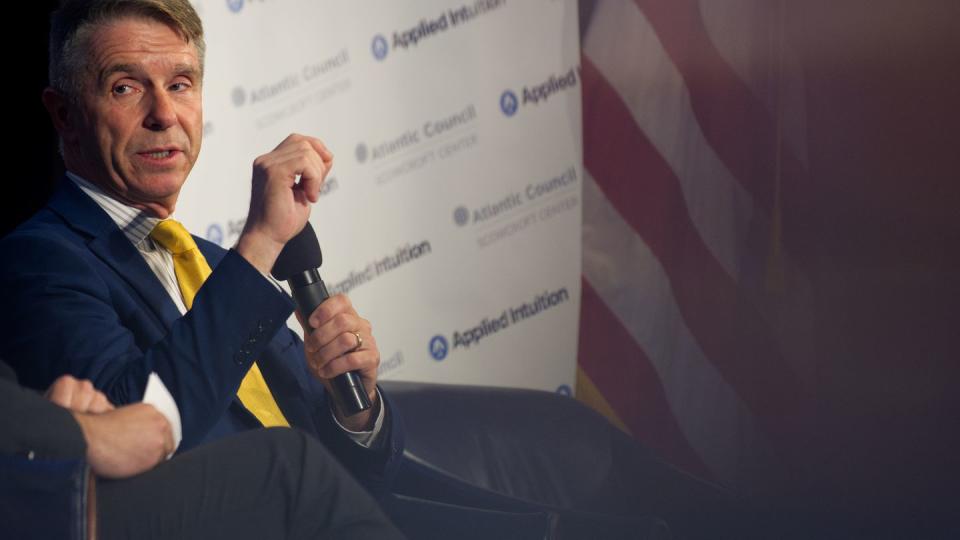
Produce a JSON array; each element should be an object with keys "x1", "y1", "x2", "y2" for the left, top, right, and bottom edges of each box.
[
  {"x1": 585, "y1": 0, "x2": 817, "y2": 386},
  {"x1": 697, "y1": 0, "x2": 810, "y2": 165},
  {"x1": 583, "y1": 0, "x2": 753, "y2": 281},
  {"x1": 582, "y1": 171, "x2": 779, "y2": 487}
]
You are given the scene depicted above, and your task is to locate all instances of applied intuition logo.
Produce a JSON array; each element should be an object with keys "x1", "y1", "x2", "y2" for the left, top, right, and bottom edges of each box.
[
  {"x1": 429, "y1": 335, "x2": 449, "y2": 361},
  {"x1": 500, "y1": 90, "x2": 519, "y2": 117},
  {"x1": 371, "y1": 35, "x2": 389, "y2": 61},
  {"x1": 226, "y1": 0, "x2": 244, "y2": 13}
]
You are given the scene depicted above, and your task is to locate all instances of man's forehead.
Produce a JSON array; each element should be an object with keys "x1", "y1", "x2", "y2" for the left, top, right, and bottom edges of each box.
[{"x1": 88, "y1": 17, "x2": 200, "y2": 75}]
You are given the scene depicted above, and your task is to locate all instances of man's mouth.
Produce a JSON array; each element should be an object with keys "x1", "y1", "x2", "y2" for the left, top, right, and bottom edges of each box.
[{"x1": 137, "y1": 148, "x2": 181, "y2": 162}]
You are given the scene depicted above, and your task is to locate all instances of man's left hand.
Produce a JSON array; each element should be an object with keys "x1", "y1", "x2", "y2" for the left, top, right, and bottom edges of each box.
[{"x1": 299, "y1": 294, "x2": 380, "y2": 431}]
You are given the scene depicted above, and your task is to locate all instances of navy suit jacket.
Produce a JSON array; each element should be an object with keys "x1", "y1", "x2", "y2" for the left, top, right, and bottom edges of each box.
[{"x1": 0, "y1": 179, "x2": 403, "y2": 492}]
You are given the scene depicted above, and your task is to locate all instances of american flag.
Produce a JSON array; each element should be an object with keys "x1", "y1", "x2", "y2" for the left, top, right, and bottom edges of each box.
[{"x1": 575, "y1": 0, "x2": 816, "y2": 495}]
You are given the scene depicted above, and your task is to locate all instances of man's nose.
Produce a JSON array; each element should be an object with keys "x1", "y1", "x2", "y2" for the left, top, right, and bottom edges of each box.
[{"x1": 143, "y1": 90, "x2": 177, "y2": 130}]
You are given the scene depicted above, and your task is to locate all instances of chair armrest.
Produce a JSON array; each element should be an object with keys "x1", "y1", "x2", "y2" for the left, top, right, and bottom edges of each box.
[{"x1": 0, "y1": 454, "x2": 90, "y2": 540}]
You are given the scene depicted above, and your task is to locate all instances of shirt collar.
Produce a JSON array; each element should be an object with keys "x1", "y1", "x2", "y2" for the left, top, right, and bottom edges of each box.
[{"x1": 67, "y1": 171, "x2": 163, "y2": 247}]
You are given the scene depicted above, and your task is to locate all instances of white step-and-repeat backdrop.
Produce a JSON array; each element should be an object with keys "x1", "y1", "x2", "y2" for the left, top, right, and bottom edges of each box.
[{"x1": 181, "y1": 0, "x2": 582, "y2": 394}]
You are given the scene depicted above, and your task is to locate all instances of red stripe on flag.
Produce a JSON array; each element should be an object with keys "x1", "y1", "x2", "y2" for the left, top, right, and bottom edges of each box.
[
  {"x1": 633, "y1": 0, "x2": 815, "y2": 260},
  {"x1": 579, "y1": 278, "x2": 713, "y2": 480},
  {"x1": 581, "y1": 56, "x2": 809, "y2": 463}
]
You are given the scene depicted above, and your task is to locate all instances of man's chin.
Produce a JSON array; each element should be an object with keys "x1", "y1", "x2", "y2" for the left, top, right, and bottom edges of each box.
[
  {"x1": 129, "y1": 197, "x2": 179, "y2": 219},
  {"x1": 119, "y1": 179, "x2": 186, "y2": 217}
]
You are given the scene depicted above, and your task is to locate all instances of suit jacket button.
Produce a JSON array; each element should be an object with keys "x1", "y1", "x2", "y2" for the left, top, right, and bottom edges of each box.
[{"x1": 233, "y1": 352, "x2": 245, "y2": 365}]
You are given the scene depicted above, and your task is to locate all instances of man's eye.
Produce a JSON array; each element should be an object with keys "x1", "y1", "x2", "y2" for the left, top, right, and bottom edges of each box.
[
  {"x1": 170, "y1": 82, "x2": 190, "y2": 91},
  {"x1": 112, "y1": 84, "x2": 133, "y2": 95}
]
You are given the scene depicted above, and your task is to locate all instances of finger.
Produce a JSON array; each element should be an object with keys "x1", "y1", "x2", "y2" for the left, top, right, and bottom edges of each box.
[
  {"x1": 304, "y1": 136, "x2": 334, "y2": 164},
  {"x1": 88, "y1": 391, "x2": 115, "y2": 414},
  {"x1": 145, "y1": 404, "x2": 175, "y2": 458},
  {"x1": 307, "y1": 294, "x2": 357, "y2": 329},
  {"x1": 256, "y1": 142, "x2": 327, "y2": 183},
  {"x1": 269, "y1": 149, "x2": 327, "y2": 187},
  {"x1": 312, "y1": 348, "x2": 379, "y2": 380},
  {"x1": 292, "y1": 150, "x2": 327, "y2": 203},
  {"x1": 277, "y1": 133, "x2": 333, "y2": 164},
  {"x1": 45, "y1": 375, "x2": 77, "y2": 408},
  {"x1": 271, "y1": 148, "x2": 327, "y2": 203},
  {"x1": 273, "y1": 132, "x2": 305, "y2": 151},
  {"x1": 303, "y1": 310, "x2": 356, "y2": 352},
  {"x1": 304, "y1": 329, "x2": 373, "y2": 379},
  {"x1": 72, "y1": 379, "x2": 98, "y2": 412},
  {"x1": 313, "y1": 329, "x2": 365, "y2": 365},
  {"x1": 269, "y1": 136, "x2": 329, "y2": 174},
  {"x1": 305, "y1": 314, "x2": 370, "y2": 355}
]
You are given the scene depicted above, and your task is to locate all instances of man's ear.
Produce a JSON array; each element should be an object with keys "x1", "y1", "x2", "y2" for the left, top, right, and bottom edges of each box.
[{"x1": 41, "y1": 87, "x2": 80, "y2": 144}]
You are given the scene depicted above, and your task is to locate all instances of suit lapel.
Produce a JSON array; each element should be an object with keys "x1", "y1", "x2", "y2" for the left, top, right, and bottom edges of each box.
[{"x1": 47, "y1": 179, "x2": 182, "y2": 332}]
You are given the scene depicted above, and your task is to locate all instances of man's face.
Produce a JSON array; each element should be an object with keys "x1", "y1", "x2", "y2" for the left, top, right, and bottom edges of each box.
[{"x1": 65, "y1": 17, "x2": 202, "y2": 217}]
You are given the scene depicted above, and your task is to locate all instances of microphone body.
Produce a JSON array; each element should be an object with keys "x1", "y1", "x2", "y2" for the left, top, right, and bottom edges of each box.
[{"x1": 273, "y1": 225, "x2": 371, "y2": 416}]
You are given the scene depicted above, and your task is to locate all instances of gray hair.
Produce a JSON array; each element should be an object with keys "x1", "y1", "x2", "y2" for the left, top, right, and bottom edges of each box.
[{"x1": 49, "y1": 0, "x2": 205, "y2": 101}]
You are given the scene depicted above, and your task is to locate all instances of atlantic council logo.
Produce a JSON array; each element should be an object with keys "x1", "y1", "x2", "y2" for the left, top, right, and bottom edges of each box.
[
  {"x1": 428, "y1": 335, "x2": 449, "y2": 361},
  {"x1": 371, "y1": 34, "x2": 389, "y2": 61},
  {"x1": 231, "y1": 86, "x2": 246, "y2": 107},
  {"x1": 225, "y1": 0, "x2": 243, "y2": 13},
  {"x1": 499, "y1": 90, "x2": 518, "y2": 117},
  {"x1": 453, "y1": 206, "x2": 469, "y2": 226},
  {"x1": 355, "y1": 143, "x2": 369, "y2": 164},
  {"x1": 205, "y1": 223, "x2": 224, "y2": 246}
]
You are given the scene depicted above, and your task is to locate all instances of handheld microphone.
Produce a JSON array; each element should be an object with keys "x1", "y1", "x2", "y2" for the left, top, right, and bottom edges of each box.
[{"x1": 271, "y1": 222, "x2": 371, "y2": 416}]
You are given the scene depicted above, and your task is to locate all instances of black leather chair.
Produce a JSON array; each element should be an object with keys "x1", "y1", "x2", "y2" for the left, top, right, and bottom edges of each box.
[{"x1": 381, "y1": 381, "x2": 741, "y2": 539}]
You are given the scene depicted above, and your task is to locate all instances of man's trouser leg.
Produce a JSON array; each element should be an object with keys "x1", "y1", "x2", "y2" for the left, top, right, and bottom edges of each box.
[{"x1": 98, "y1": 427, "x2": 403, "y2": 540}]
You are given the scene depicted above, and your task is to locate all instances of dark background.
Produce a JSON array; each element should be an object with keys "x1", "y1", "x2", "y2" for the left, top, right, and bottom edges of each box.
[
  {"x1": 8, "y1": 0, "x2": 63, "y2": 237},
  {"x1": 786, "y1": 0, "x2": 959, "y2": 532}
]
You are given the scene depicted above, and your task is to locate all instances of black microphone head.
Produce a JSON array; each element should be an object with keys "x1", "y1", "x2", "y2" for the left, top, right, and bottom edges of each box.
[{"x1": 271, "y1": 222, "x2": 323, "y2": 280}]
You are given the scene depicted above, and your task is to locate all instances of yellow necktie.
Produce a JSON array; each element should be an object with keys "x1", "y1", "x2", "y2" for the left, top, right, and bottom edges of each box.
[{"x1": 150, "y1": 219, "x2": 289, "y2": 428}]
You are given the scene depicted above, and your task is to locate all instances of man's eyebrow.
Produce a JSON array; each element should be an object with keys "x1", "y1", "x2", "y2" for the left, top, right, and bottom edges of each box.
[
  {"x1": 99, "y1": 63, "x2": 201, "y2": 84},
  {"x1": 171, "y1": 63, "x2": 201, "y2": 79},
  {"x1": 99, "y1": 63, "x2": 140, "y2": 83}
]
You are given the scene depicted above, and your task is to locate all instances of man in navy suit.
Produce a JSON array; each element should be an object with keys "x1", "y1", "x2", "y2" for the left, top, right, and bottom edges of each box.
[{"x1": 0, "y1": 0, "x2": 402, "y2": 497}]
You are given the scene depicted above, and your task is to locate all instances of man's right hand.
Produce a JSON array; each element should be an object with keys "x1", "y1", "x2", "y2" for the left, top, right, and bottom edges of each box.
[
  {"x1": 72, "y1": 404, "x2": 174, "y2": 479},
  {"x1": 46, "y1": 374, "x2": 114, "y2": 414},
  {"x1": 236, "y1": 133, "x2": 333, "y2": 275}
]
